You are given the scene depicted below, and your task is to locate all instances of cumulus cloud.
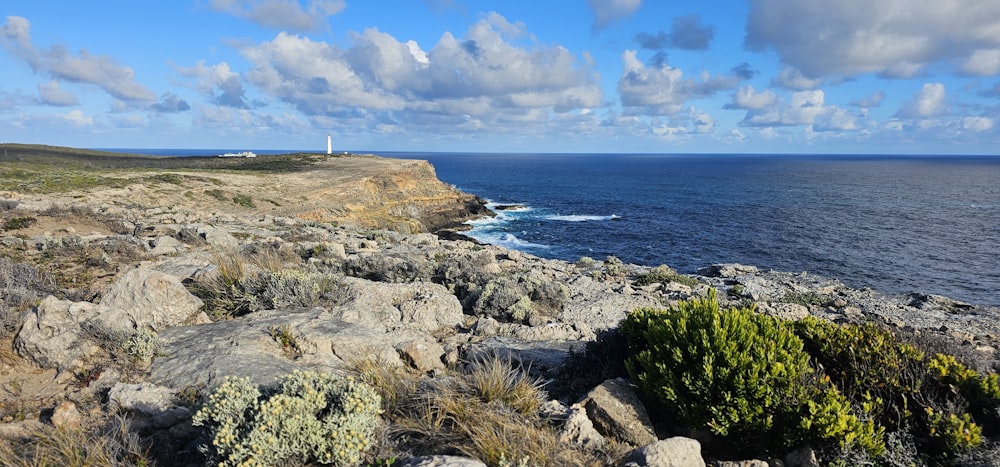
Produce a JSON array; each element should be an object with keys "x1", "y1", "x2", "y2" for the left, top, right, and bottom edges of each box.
[
  {"x1": 207, "y1": 0, "x2": 345, "y2": 32},
  {"x1": 772, "y1": 66, "x2": 822, "y2": 90},
  {"x1": 635, "y1": 14, "x2": 714, "y2": 52},
  {"x1": 745, "y1": 0, "x2": 1000, "y2": 79},
  {"x1": 1, "y1": 16, "x2": 155, "y2": 103},
  {"x1": 59, "y1": 109, "x2": 94, "y2": 127},
  {"x1": 37, "y1": 81, "x2": 78, "y2": 106},
  {"x1": 176, "y1": 61, "x2": 250, "y2": 108},
  {"x1": 724, "y1": 85, "x2": 778, "y2": 110},
  {"x1": 896, "y1": 83, "x2": 948, "y2": 118},
  {"x1": 961, "y1": 116, "x2": 994, "y2": 132},
  {"x1": 589, "y1": 0, "x2": 642, "y2": 30},
  {"x1": 735, "y1": 89, "x2": 860, "y2": 132},
  {"x1": 238, "y1": 13, "x2": 601, "y2": 131},
  {"x1": 618, "y1": 49, "x2": 739, "y2": 115},
  {"x1": 151, "y1": 92, "x2": 191, "y2": 113}
]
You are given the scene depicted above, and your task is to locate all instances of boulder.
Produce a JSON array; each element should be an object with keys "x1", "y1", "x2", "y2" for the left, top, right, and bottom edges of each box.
[
  {"x1": 93, "y1": 266, "x2": 205, "y2": 334},
  {"x1": 149, "y1": 307, "x2": 404, "y2": 389},
  {"x1": 582, "y1": 378, "x2": 657, "y2": 447},
  {"x1": 560, "y1": 405, "x2": 608, "y2": 450},
  {"x1": 14, "y1": 296, "x2": 104, "y2": 370},
  {"x1": 109, "y1": 382, "x2": 176, "y2": 416},
  {"x1": 331, "y1": 277, "x2": 463, "y2": 332},
  {"x1": 396, "y1": 339, "x2": 446, "y2": 372},
  {"x1": 623, "y1": 437, "x2": 705, "y2": 467},
  {"x1": 50, "y1": 401, "x2": 82, "y2": 429}
]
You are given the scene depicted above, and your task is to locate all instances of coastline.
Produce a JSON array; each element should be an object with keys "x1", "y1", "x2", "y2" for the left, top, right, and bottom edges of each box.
[{"x1": 2, "y1": 144, "x2": 999, "y2": 465}]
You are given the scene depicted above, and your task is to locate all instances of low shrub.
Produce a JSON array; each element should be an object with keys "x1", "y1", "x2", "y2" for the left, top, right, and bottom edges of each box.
[
  {"x1": 2, "y1": 216, "x2": 37, "y2": 231},
  {"x1": 121, "y1": 327, "x2": 159, "y2": 361},
  {"x1": 621, "y1": 291, "x2": 882, "y2": 457},
  {"x1": 192, "y1": 251, "x2": 343, "y2": 319},
  {"x1": 192, "y1": 370, "x2": 382, "y2": 467},
  {"x1": 633, "y1": 264, "x2": 699, "y2": 288},
  {"x1": 232, "y1": 194, "x2": 255, "y2": 208}
]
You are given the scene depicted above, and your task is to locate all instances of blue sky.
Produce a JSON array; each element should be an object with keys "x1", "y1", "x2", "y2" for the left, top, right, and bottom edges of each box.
[{"x1": 2, "y1": 0, "x2": 1000, "y2": 154}]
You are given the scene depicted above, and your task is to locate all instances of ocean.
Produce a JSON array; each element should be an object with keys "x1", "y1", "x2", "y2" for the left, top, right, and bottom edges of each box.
[{"x1": 113, "y1": 149, "x2": 1000, "y2": 307}]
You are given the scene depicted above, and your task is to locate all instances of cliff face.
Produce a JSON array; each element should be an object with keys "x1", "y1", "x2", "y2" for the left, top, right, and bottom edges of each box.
[{"x1": 296, "y1": 158, "x2": 490, "y2": 233}]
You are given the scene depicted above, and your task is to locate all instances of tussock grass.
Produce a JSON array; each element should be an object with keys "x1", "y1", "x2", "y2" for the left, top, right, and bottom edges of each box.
[
  {"x1": 0, "y1": 415, "x2": 150, "y2": 467},
  {"x1": 355, "y1": 354, "x2": 608, "y2": 466}
]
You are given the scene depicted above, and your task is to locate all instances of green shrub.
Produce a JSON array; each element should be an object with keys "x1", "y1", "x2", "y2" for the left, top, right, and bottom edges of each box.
[
  {"x1": 232, "y1": 194, "x2": 255, "y2": 208},
  {"x1": 792, "y1": 317, "x2": 927, "y2": 430},
  {"x1": 192, "y1": 370, "x2": 382, "y2": 467},
  {"x1": 205, "y1": 188, "x2": 227, "y2": 201},
  {"x1": 2, "y1": 216, "x2": 37, "y2": 231},
  {"x1": 622, "y1": 291, "x2": 880, "y2": 457},
  {"x1": 633, "y1": 264, "x2": 699, "y2": 288},
  {"x1": 195, "y1": 264, "x2": 340, "y2": 319}
]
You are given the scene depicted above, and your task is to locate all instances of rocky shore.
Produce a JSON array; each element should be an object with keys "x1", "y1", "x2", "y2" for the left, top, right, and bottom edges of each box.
[{"x1": 1, "y1": 149, "x2": 998, "y2": 466}]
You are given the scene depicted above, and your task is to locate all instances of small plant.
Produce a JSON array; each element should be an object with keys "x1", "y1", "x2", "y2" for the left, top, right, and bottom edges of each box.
[
  {"x1": 232, "y1": 193, "x2": 255, "y2": 208},
  {"x1": 147, "y1": 173, "x2": 184, "y2": 185},
  {"x1": 602, "y1": 255, "x2": 627, "y2": 278},
  {"x1": 122, "y1": 328, "x2": 159, "y2": 361},
  {"x1": 781, "y1": 290, "x2": 829, "y2": 307},
  {"x1": 192, "y1": 370, "x2": 382, "y2": 467},
  {"x1": 205, "y1": 188, "x2": 227, "y2": 201},
  {"x1": 2, "y1": 216, "x2": 37, "y2": 231},
  {"x1": 728, "y1": 283, "x2": 745, "y2": 297},
  {"x1": 633, "y1": 264, "x2": 699, "y2": 288},
  {"x1": 268, "y1": 323, "x2": 304, "y2": 358}
]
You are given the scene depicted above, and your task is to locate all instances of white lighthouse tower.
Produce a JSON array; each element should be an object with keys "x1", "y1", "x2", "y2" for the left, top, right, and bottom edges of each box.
[{"x1": 326, "y1": 134, "x2": 332, "y2": 155}]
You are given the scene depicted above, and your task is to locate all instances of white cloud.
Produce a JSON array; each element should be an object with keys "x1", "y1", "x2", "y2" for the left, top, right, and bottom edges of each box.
[
  {"x1": 961, "y1": 49, "x2": 1000, "y2": 76},
  {"x1": 1, "y1": 16, "x2": 155, "y2": 103},
  {"x1": 37, "y1": 80, "x2": 78, "y2": 106},
  {"x1": 745, "y1": 0, "x2": 1000, "y2": 79},
  {"x1": 176, "y1": 61, "x2": 251, "y2": 108},
  {"x1": 618, "y1": 49, "x2": 738, "y2": 115},
  {"x1": 854, "y1": 91, "x2": 885, "y2": 109},
  {"x1": 772, "y1": 66, "x2": 822, "y2": 90},
  {"x1": 60, "y1": 109, "x2": 94, "y2": 127},
  {"x1": 725, "y1": 85, "x2": 777, "y2": 110},
  {"x1": 588, "y1": 0, "x2": 642, "y2": 30},
  {"x1": 961, "y1": 116, "x2": 994, "y2": 132},
  {"x1": 237, "y1": 13, "x2": 601, "y2": 135},
  {"x1": 207, "y1": 0, "x2": 345, "y2": 32},
  {"x1": 896, "y1": 83, "x2": 948, "y2": 118}
]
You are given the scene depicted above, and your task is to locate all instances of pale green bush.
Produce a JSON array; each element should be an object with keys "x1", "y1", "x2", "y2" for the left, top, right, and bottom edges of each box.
[
  {"x1": 121, "y1": 328, "x2": 158, "y2": 360},
  {"x1": 193, "y1": 370, "x2": 382, "y2": 466}
]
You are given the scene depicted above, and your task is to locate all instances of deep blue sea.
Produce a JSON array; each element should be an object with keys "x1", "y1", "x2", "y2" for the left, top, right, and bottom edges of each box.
[{"x1": 112, "y1": 149, "x2": 1000, "y2": 307}]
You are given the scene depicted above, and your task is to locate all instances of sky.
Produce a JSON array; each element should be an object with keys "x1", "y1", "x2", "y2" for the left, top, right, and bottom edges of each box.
[{"x1": 2, "y1": 1, "x2": 1000, "y2": 154}]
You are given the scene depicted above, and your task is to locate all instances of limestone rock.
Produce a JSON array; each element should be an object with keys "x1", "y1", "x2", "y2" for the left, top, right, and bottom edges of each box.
[
  {"x1": 149, "y1": 307, "x2": 404, "y2": 389},
  {"x1": 94, "y1": 266, "x2": 204, "y2": 334},
  {"x1": 784, "y1": 446, "x2": 820, "y2": 467},
  {"x1": 560, "y1": 405, "x2": 608, "y2": 450},
  {"x1": 757, "y1": 301, "x2": 810, "y2": 320},
  {"x1": 50, "y1": 401, "x2": 81, "y2": 428},
  {"x1": 623, "y1": 437, "x2": 705, "y2": 467},
  {"x1": 109, "y1": 382, "x2": 176, "y2": 416},
  {"x1": 582, "y1": 378, "x2": 657, "y2": 447},
  {"x1": 697, "y1": 263, "x2": 759, "y2": 277},
  {"x1": 332, "y1": 277, "x2": 463, "y2": 332},
  {"x1": 14, "y1": 296, "x2": 103, "y2": 370},
  {"x1": 396, "y1": 339, "x2": 446, "y2": 372}
]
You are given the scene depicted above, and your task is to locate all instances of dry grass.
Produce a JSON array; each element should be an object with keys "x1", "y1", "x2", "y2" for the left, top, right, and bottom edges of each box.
[
  {"x1": 0, "y1": 414, "x2": 150, "y2": 467},
  {"x1": 355, "y1": 354, "x2": 609, "y2": 466}
]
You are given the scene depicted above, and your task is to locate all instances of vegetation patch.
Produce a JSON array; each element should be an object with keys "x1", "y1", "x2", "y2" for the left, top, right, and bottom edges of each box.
[
  {"x1": 622, "y1": 292, "x2": 1000, "y2": 463},
  {"x1": 193, "y1": 370, "x2": 382, "y2": 467},
  {"x1": 633, "y1": 264, "x2": 699, "y2": 288},
  {"x1": 2, "y1": 216, "x2": 37, "y2": 231},
  {"x1": 232, "y1": 194, "x2": 255, "y2": 208}
]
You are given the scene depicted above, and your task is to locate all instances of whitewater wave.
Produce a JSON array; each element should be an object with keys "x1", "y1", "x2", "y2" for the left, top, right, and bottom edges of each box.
[
  {"x1": 544, "y1": 214, "x2": 620, "y2": 222},
  {"x1": 467, "y1": 232, "x2": 549, "y2": 250}
]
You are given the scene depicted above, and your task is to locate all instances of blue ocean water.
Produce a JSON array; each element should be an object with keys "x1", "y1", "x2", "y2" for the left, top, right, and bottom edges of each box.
[
  {"x1": 385, "y1": 152, "x2": 1000, "y2": 308},
  {"x1": 110, "y1": 149, "x2": 1000, "y2": 307}
]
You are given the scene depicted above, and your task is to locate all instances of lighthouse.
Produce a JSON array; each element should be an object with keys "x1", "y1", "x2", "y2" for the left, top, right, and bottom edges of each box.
[{"x1": 326, "y1": 134, "x2": 332, "y2": 155}]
